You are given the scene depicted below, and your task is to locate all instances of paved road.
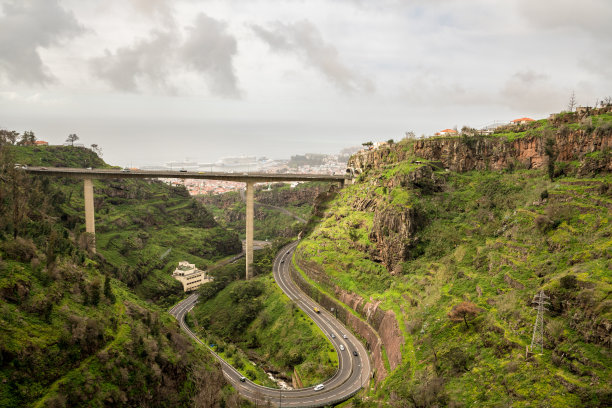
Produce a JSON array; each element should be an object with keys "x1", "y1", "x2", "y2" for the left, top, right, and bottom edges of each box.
[
  {"x1": 23, "y1": 166, "x2": 346, "y2": 183},
  {"x1": 169, "y1": 241, "x2": 371, "y2": 407}
]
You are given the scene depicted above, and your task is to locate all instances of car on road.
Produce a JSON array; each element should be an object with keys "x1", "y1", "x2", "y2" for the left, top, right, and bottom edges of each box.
[
  {"x1": 239, "y1": 376, "x2": 246, "y2": 382},
  {"x1": 353, "y1": 351, "x2": 358, "y2": 356},
  {"x1": 281, "y1": 259, "x2": 285, "y2": 263},
  {"x1": 314, "y1": 384, "x2": 324, "y2": 391},
  {"x1": 313, "y1": 307, "x2": 320, "y2": 313},
  {"x1": 340, "y1": 345, "x2": 345, "y2": 351},
  {"x1": 179, "y1": 169, "x2": 187, "y2": 172},
  {"x1": 330, "y1": 333, "x2": 335, "y2": 339},
  {"x1": 121, "y1": 168, "x2": 130, "y2": 172},
  {"x1": 342, "y1": 334, "x2": 347, "y2": 339}
]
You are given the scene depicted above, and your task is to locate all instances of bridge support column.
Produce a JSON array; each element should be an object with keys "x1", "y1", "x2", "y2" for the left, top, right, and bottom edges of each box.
[
  {"x1": 245, "y1": 181, "x2": 254, "y2": 280},
  {"x1": 84, "y1": 178, "x2": 96, "y2": 253}
]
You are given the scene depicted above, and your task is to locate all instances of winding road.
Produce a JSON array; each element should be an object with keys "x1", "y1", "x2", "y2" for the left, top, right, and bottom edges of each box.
[{"x1": 169, "y1": 241, "x2": 371, "y2": 407}]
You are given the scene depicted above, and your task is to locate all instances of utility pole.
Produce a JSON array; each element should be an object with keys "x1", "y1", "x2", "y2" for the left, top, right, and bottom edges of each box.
[{"x1": 529, "y1": 290, "x2": 549, "y2": 355}]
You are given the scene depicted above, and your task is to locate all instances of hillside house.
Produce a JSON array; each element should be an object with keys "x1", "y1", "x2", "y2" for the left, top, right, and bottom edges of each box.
[
  {"x1": 511, "y1": 117, "x2": 534, "y2": 125},
  {"x1": 34, "y1": 140, "x2": 48, "y2": 146},
  {"x1": 172, "y1": 261, "x2": 212, "y2": 292},
  {"x1": 435, "y1": 129, "x2": 458, "y2": 136}
]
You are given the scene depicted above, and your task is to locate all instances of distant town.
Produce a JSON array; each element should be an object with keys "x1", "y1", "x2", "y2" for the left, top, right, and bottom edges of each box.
[{"x1": 155, "y1": 152, "x2": 353, "y2": 196}]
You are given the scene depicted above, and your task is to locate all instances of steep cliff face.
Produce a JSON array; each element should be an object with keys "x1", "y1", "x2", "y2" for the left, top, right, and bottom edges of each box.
[{"x1": 349, "y1": 128, "x2": 612, "y2": 174}]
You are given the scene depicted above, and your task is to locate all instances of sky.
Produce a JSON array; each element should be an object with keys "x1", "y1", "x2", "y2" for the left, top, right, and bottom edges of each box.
[{"x1": 1, "y1": 0, "x2": 611, "y2": 167}]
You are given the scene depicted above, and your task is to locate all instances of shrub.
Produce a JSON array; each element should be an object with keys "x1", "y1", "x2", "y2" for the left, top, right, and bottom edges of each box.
[
  {"x1": 2, "y1": 237, "x2": 37, "y2": 262},
  {"x1": 560, "y1": 274, "x2": 577, "y2": 290},
  {"x1": 534, "y1": 215, "x2": 554, "y2": 233}
]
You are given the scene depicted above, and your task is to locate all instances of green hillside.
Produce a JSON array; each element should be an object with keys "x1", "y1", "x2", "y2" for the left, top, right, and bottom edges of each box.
[
  {"x1": 10, "y1": 146, "x2": 242, "y2": 307},
  {"x1": 0, "y1": 144, "x2": 246, "y2": 407},
  {"x1": 296, "y1": 118, "x2": 612, "y2": 406}
]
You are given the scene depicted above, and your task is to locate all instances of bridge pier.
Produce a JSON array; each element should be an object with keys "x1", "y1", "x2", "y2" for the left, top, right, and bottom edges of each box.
[
  {"x1": 84, "y1": 178, "x2": 96, "y2": 253},
  {"x1": 245, "y1": 181, "x2": 254, "y2": 280}
]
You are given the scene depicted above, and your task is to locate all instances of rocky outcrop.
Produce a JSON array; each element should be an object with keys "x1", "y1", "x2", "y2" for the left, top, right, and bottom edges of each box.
[{"x1": 369, "y1": 206, "x2": 420, "y2": 271}]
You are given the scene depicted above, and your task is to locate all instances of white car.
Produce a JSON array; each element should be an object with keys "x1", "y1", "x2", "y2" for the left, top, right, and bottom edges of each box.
[
  {"x1": 340, "y1": 345, "x2": 345, "y2": 351},
  {"x1": 342, "y1": 334, "x2": 347, "y2": 339},
  {"x1": 314, "y1": 384, "x2": 324, "y2": 391},
  {"x1": 330, "y1": 333, "x2": 335, "y2": 339}
]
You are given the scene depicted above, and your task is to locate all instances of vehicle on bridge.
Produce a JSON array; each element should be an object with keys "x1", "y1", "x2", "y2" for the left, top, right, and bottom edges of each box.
[
  {"x1": 313, "y1": 307, "x2": 320, "y2": 313},
  {"x1": 314, "y1": 384, "x2": 324, "y2": 391}
]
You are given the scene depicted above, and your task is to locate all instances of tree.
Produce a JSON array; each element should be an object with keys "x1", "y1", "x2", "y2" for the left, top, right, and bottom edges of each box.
[
  {"x1": 18, "y1": 131, "x2": 36, "y2": 145},
  {"x1": 362, "y1": 141, "x2": 373, "y2": 149},
  {"x1": 567, "y1": 90, "x2": 576, "y2": 112},
  {"x1": 90, "y1": 144, "x2": 102, "y2": 156},
  {"x1": 448, "y1": 301, "x2": 480, "y2": 328},
  {"x1": 66, "y1": 133, "x2": 79, "y2": 146},
  {"x1": 104, "y1": 275, "x2": 115, "y2": 303},
  {"x1": 90, "y1": 280, "x2": 101, "y2": 306},
  {"x1": 0, "y1": 129, "x2": 19, "y2": 145}
]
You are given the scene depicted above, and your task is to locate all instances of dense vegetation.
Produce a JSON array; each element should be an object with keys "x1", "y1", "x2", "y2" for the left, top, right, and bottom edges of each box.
[
  {"x1": 189, "y1": 243, "x2": 337, "y2": 388},
  {"x1": 0, "y1": 143, "x2": 245, "y2": 407},
  {"x1": 297, "y1": 115, "x2": 612, "y2": 406}
]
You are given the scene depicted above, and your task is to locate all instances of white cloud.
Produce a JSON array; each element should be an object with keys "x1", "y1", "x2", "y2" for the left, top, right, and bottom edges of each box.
[
  {"x1": 500, "y1": 70, "x2": 566, "y2": 113},
  {"x1": 252, "y1": 20, "x2": 374, "y2": 93},
  {"x1": 90, "y1": 13, "x2": 240, "y2": 97},
  {"x1": 180, "y1": 13, "x2": 241, "y2": 97},
  {"x1": 91, "y1": 30, "x2": 178, "y2": 93},
  {"x1": 0, "y1": 0, "x2": 84, "y2": 84}
]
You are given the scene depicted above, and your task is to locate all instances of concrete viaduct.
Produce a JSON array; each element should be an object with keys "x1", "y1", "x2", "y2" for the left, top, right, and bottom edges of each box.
[{"x1": 24, "y1": 167, "x2": 349, "y2": 279}]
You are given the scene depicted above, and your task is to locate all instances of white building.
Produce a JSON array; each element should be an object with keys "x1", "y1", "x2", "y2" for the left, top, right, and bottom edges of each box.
[{"x1": 172, "y1": 261, "x2": 212, "y2": 292}]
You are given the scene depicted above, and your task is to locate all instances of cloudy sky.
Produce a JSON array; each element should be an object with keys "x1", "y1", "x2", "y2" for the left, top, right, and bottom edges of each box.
[{"x1": 1, "y1": 0, "x2": 610, "y2": 167}]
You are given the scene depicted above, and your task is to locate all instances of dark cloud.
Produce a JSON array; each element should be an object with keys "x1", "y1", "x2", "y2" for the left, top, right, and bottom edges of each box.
[
  {"x1": 90, "y1": 13, "x2": 240, "y2": 97},
  {"x1": 180, "y1": 14, "x2": 241, "y2": 97},
  {"x1": 91, "y1": 30, "x2": 178, "y2": 93},
  {"x1": 500, "y1": 70, "x2": 566, "y2": 113},
  {"x1": 252, "y1": 20, "x2": 374, "y2": 93},
  {"x1": 0, "y1": 0, "x2": 84, "y2": 84}
]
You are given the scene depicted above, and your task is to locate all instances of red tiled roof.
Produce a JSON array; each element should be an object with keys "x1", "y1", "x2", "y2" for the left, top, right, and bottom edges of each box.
[
  {"x1": 511, "y1": 117, "x2": 534, "y2": 123},
  {"x1": 34, "y1": 140, "x2": 48, "y2": 145},
  {"x1": 440, "y1": 129, "x2": 457, "y2": 133}
]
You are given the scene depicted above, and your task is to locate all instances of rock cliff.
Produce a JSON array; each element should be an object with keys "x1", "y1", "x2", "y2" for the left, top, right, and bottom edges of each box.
[{"x1": 349, "y1": 126, "x2": 612, "y2": 174}]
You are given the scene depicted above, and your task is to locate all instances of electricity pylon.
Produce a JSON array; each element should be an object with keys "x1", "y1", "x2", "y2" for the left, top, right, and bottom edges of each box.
[{"x1": 529, "y1": 290, "x2": 550, "y2": 355}]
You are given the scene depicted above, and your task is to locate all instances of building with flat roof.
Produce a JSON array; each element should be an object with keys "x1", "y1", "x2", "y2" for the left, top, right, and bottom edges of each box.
[{"x1": 172, "y1": 261, "x2": 213, "y2": 292}]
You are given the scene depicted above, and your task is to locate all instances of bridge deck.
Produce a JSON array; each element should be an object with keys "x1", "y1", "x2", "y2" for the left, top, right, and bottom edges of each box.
[{"x1": 23, "y1": 167, "x2": 346, "y2": 183}]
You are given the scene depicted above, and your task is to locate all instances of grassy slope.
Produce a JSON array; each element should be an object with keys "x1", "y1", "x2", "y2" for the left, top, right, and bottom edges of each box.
[{"x1": 297, "y1": 132, "x2": 611, "y2": 405}]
